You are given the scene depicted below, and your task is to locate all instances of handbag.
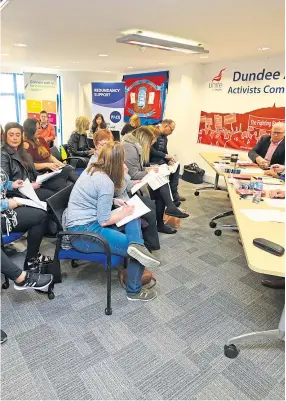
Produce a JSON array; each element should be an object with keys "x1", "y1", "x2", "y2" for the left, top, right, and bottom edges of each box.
[
  {"x1": 118, "y1": 268, "x2": 156, "y2": 290},
  {"x1": 182, "y1": 162, "x2": 205, "y2": 184}
]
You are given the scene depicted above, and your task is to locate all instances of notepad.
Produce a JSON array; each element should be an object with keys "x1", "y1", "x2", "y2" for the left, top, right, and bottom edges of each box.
[
  {"x1": 241, "y1": 209, "x2": 285, "y2": 223},
  {"x1": 13, "y1": 197, "x2": 47, "y2": 211},
  {"x1": 36, "y1": 169, "x2": 62, "y2": 184},
  {"x1": 111, "y1": 195, "x2": 151, "y2": 227},
  {"x1": 18, "y1": 178, "x2": 46, "y2": 209}
]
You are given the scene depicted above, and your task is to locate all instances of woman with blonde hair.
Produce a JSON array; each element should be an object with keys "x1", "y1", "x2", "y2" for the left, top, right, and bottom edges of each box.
[
  {"x1": 67, "y1": 116, "x2": 95, "y2": 165},
  {"x1": 121, "y1": 114, "x2": 141, "y2": 136},
  {"x1": 122, "y1": 127, "x2": 189, "y2": 234},
  {"x1": 66, "y1": 141, "x2": 159, "y2": 302}
]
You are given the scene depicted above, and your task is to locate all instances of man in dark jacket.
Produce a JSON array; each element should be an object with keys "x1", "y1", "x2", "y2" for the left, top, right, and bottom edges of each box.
[
  {"x1": 150, "y1": 119, "x2": 185, "y2": 203},
  {"x1": 248, "y1": 122, "x2": 285, "y2": 168}
]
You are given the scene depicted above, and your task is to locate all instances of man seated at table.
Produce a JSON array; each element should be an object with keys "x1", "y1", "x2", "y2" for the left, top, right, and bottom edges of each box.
[
  {"x1": 248, "y1": 122, "x2": 285, "y2": 168},
  {"x1": 150, "y1": 119, "x2": 185, "y2": 204}
]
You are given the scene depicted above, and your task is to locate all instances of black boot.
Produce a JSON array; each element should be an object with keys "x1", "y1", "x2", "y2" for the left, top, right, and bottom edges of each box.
[{"x1": 158, "y1": 184, "x2": 189, "y2": 219}]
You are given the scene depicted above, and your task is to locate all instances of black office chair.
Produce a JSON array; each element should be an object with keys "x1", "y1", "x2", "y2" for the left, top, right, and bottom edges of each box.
[{"x1": 47, "y1": 185, "x2": 127, "y2": 315}]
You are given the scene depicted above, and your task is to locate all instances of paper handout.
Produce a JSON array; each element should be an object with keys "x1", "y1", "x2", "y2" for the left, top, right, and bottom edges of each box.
[
  {"x1": 264, "y1": 199, "x2": 285, "y2": 209},
  {"x1": 18, "y1": 179, "x2": 45, "y2": 208},
  {"x1": 241, "y1": 209, "x2": 285, "y2": 223},
  {"x1": 131, "y1": 170, "x2": 169, "y2": 194},
  {"x1": 13, "y1": 197, "x2": 47, "y2": 211},
  {"x1": 111, "y1": 195, "x2": 151, "y2": 227},
  {"x1": 36, "y1": 169, "x2": 62, "y2": 184}
]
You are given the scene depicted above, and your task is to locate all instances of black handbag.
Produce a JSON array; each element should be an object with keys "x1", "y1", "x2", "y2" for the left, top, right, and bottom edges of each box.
[{"x1": 182, "y1": 163, "x2": 205, "y2": 184}]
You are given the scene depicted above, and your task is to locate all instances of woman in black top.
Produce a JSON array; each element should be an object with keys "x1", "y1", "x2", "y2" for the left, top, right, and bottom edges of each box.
[
  {"x1": 121, "y1": 114, "x2": 141, "y2": 136},
  {"x1": 90, "y1": 113, "x2": 107, "y2": 134},
  {"x1": 67, "y1": 116, "x2": 95, "y2": 166}
]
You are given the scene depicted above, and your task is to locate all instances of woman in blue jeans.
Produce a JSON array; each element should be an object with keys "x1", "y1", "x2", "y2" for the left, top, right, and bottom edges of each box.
[{"x1": 66, "y1": 142, "x2": 160, "y2": 302}]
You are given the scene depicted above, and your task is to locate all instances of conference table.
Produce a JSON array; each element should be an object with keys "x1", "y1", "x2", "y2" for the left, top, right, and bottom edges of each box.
[
  {"x1": 197, "y1": 152, "x2": 285, "y2": 358},
  {"x1": 194, "y1": 152, "x2": 248, "y2": 196}
]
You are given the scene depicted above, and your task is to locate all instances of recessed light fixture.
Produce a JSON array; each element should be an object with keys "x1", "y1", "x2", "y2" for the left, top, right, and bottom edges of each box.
[
  {"x1": 258, "y1": 47, "x2": 270, "y2": 51},
  {"x1": 0, "y1": 0, "x2": 10, "y2": 11},
  {"x1": 127, "y1": 66, "x2": 133, "y2": 69},
  {"x1": 117, "y1": 31, "x2": 208, "y2": 55},
  {"x1": 14, "y1": 43, "x2": 27, "y2": 47},
  {"x1": 158, "y1": 62, "x2": 166, "y2": 65},
  {"x1": 98, "y1": 54, "x2": 108, "y2": 57},
  {"x1": 73, "y1": 60, "x2": 79, "y2": 63},
  {"x1": 0, "y1": 53, "x2": 9, "y2": 56},
  {"x1": 52, "y1": 65, "x2": 61, "y2": 68},
  {"x1": 200, "y1": 55, "x2": 209, "y2": 59}
]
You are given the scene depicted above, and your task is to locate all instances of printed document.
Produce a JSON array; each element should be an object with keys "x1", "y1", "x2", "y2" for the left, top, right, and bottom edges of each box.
[
  {"x1": 111, "y1": 195, "x2": 151, "y2": 227},
  {"x1": 241, "y1": 209, "x2": 285, "y2": 223}
]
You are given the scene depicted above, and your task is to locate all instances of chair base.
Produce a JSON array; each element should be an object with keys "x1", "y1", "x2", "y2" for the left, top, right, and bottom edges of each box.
[
  {"x1": 194, "y1": 173, "x2": 227, "y2": 196},
  {"x1": 209, "y1": 210, "x2": 234, "y2": 228},
  {"x1": 224, "y1": 306, "x2": 285, "y2": 358}
]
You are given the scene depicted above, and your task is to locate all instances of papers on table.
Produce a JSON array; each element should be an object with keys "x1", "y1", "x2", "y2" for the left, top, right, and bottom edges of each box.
[
  {"x1": 131, "y1": 170, "x2": 169, "y2": 194},
  {"x1": 264, "y1": 199, "x2": 285, "y2": 208},
  {"x1": 242, "y1": 167, "x2": 264, "y2": 175},
  {"x1": 264, "y1": 184, "x2": 286, "y2": 191},
  {"x1": 111, "y1": 195, "x2": 151, "y2": 227},
  {"x1": 241, "y1": 209, "x2": 285, "y2": 223},
  {"x1": 13, "y1": 197, "x2": 47, "y2": 211},
  {"x1": 18, "y1": 178, "x2": 47, "y2": 210},
  {"x1": 36, "y1": 169, "x2": 62, "y2": 184},
  {"x1": 262, "y1": 177, "x2": 284, "y2": 185}
]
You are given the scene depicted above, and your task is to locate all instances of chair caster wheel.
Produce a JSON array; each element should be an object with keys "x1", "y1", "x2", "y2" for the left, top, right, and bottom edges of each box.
[
  {"x1": 48, "y1": 292, "x2": 55, "y2": 300},
  {"x1": 105, "y1": 307, "x2": 112, "y2": 315},
  {"x1": 2, "y1": 282, "x2": 9, "y2": 289},
  {"x1": 194, "y1": 191, "x2": 200, "y2": 196},
  {"x1": 71, "y1": 260, "x2": 79, "y2": 268},
  {"x1": 214, "y1": 229, "x2": 222, "y2": 236},
  {"x1": 209, "y1": 221, "x2": 217, "y2": 228},
  {"x1": 224, "y1": 344, "x2": 239, "y2": 358}
]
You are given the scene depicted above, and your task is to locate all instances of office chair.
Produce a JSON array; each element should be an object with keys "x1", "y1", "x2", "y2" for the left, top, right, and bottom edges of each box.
[
  {"x1": 47, "y1": 185, "x2": 128, "y2": 315},
  {"x1": 1, "y1": 232, "x2": 55, "y2": 299},
  {"x1": 50, "y1": 145, "x2": 88, "y2": 175}
]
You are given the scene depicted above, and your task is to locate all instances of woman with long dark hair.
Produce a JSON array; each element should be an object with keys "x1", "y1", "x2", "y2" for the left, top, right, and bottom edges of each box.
[
  {"x1": 90, "y1": 113, "x2": 107, "y2": 134},
  {"x1": 66, "y1": 142, "x2": 160, "y2": 301},
  {"x1": 1, "y1": 122, "x2": 55, "y2": 201},
  {"x1": 23, "y1": 118, "x2": 78, "y2": 190}
]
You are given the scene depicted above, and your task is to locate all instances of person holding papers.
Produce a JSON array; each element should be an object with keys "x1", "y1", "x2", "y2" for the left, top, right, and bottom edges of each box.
[
  {"x1": 1, "y1": 169, "x2": 52, "y2": 271},
  {"x1": 248, "y1": 122, "x2": 285, "y2": 168},
  {"x1": 150, "y1": 119, "x2": 186, "y2": 204},
  {"x1": 1, "y1": 122, "x2": 55, "y2": 201},
  {"x1": 66, "y1": 142, "x2": 160, "y2": 302},
  {"x1": 122, "y1": 127, "x2": 189, "y2": 235},
  {"x1": 89, "y1": 130, "x2": 160, "y2": 251},
  {"x1": 23, "y1": 118, "x2": 78, "y2": 188}
]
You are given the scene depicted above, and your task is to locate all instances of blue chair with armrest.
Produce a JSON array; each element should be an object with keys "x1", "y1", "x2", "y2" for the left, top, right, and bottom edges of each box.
[{"x1": 46, "y1": 185, "x2": 128, "y2": 315}]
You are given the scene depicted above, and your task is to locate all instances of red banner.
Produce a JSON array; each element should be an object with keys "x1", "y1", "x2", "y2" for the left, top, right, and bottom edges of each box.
[{"x1": 197, "y1": 105, "x2": 285, "y2": 150}]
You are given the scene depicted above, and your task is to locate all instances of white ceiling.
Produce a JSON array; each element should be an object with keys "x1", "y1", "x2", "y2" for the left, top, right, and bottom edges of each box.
[{"x1": 0, "y1": 0, "x2": 285, "y2": 73}]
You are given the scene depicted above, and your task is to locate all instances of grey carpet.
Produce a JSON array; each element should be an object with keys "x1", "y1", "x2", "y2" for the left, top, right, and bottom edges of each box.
[{"x1": 1, "y1": 181, "x2": 285, "y2": 400}]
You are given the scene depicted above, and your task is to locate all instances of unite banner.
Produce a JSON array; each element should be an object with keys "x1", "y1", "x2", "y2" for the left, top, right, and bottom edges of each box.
[
  {"x1": 91, "y1": 82, "x2": 125, "y2": 131},
  {"x1": 24, "y1": 73, "x2": 57, "y2": 126},
  {"x1": 123, "y1": 71, "x2": 169, "y2": 125}
]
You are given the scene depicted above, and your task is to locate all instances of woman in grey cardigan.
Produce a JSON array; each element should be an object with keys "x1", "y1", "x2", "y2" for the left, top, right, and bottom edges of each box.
[
  {"x1": 122, "y1": 127, "x2": 189, "y2": 235},
  {"x1": 66, "y1": 142, "x2": 160, "y2": 302}
]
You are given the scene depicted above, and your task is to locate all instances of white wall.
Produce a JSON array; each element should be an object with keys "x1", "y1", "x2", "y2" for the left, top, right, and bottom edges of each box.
[{"x1": 164, "y1": 55, "x2": 285, "y2": 184}]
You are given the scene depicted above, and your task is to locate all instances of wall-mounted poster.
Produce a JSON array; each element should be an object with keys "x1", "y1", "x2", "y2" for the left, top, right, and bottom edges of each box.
[
  {"x1": 198, "y1": 105, "x2": 285, "y2": 150},
  {"x1": 24, "y1": 73, "x2": 57, "y2": 131},
  {"x1": 123, "y1": 71, "x2": 169, "y2": 125}
]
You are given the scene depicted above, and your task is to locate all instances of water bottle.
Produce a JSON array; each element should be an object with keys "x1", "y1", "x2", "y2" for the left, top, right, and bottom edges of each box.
[{"x1": 252, "y1": 177, "x2": 263, "y2": 204}]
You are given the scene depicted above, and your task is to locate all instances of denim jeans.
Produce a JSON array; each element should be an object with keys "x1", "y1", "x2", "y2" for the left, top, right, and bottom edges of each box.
[{"x1": 68, "y1": 219, "x2": 145, "y2": 294}]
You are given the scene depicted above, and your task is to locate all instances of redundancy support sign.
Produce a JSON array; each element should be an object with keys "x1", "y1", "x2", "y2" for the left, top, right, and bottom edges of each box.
[{"x1": 91, "y1": 82, "x2": 125, "y2": 131}]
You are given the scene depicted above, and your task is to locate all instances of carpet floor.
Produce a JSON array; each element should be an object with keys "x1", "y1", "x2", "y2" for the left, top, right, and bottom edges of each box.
[{"x1": 1, "y1": 180, "x2": 285, "y2": 400}]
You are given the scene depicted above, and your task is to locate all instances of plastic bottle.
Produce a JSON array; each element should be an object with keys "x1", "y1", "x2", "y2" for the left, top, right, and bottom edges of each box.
[{"x1": 252, "y1": 177, "x2": 263, "y2": 204}]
